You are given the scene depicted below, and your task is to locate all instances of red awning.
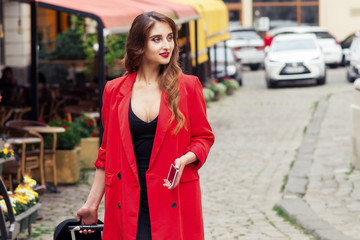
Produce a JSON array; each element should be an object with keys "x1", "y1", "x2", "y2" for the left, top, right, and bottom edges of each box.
[{"x1": 22, "y1": 0, "x2": 199, "y2": 32}]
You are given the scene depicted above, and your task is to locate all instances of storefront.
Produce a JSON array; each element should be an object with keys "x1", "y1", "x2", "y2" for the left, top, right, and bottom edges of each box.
[
  {"x1": 224, "y1": 0, "x2": 319, "y2": 29},
  {"x1": 223, "y1": 0, "x2": 360, "y2": 41}
]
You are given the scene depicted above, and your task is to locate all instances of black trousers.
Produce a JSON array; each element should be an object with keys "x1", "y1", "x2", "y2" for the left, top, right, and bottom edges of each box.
[{"x1": 136, "y1": 204, "x2": 151, "y2": 240}]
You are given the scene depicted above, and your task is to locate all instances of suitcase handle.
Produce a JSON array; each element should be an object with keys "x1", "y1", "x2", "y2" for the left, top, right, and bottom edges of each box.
[{"x1": 68, "y1": 224, "x2": 104, "y2": 231}]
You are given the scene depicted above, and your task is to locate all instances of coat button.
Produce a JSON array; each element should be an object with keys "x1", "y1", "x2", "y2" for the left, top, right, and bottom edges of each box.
[
  {"x1": 171, "y1": 202, "x2": 177, "y2": 208},
  {"x1": 117, "y1": 203, "x2": 121, "y2": 209},
  {"x1": 117, "y1": 173, "x2": 121, "y2": 179}
]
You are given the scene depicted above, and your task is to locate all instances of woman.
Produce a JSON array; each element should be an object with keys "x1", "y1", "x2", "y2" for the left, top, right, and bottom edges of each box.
[{"x1": 77, "y1": 11, "x2": 214, "y2": 240}]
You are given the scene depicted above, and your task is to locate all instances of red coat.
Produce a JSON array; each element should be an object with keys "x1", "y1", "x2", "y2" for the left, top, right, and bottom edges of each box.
[{"x1": 95, "y1": 72, "x2": 215, "y2": 240}]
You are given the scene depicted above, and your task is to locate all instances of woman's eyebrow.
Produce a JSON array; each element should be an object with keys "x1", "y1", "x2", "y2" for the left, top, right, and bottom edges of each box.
[
  {"x1": 149, "y1": 34, "x2": 162, "y2": 39},
  {"x1": 150, "y1": 32, "x2": 173, "y2": 38}
]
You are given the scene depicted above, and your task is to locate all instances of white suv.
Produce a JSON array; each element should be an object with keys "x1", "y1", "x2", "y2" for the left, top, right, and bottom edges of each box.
[
  {"x1": 270, "y1": 26, "x2": 342, "y2": 68},
  {"x1": 226, "y1": 26, "x2": 265, "y2": 71}
]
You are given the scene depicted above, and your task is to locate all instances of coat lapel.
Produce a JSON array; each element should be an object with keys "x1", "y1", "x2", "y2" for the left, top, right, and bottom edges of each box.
[
  {"x1": 117, "y1": 73, "x2": 138, "y2": 181},
  {"x1": 149, "y1": 91, "x2": 171, "y2": 169}
]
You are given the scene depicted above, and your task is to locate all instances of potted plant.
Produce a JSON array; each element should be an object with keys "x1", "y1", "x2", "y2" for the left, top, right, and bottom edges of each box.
[
  {"x1": 222, "y1": 78, "x2": 240, "y2": 95},
  {"x1": 208, "y1": 81, "x2": 226, "y2": 101},
  {"x1": 43, "y1": 119, "x2": 82, "y2": 184},
  {"x1": 203, "y1": 87, "x2": 215, "y2": 104},
  {"x1": 0, "y1": 175, "x2": 41, "y2": 235},
  {"x1": 72, "y1": 114, "x2": 99, "y2": 169}
]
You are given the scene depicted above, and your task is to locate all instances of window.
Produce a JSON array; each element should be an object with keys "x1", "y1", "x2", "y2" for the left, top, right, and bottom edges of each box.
[
  {"x1": 0, "y1": 1, "x2": 3, "y2": 65},
  {"x1": 229, "y1": 10, "x2": 240, "y2": 22},
  {"x1": 253, "y1": 0, "x2": 296, "y2": 2},
  {"x1": 272, "y1": 39, "x2": 317, "y2": 52},
  {"x1": 253, "y1": 6, "x2": 297, "y2": 29},
  {"x1": 230, "y1": 30, "x2": 262, "y2": 40},
  {"x1": 252, "y1": 1, "x2": 319, "y2": 27},
  {"x1": 301, "y1": 6, "x2": 318, "y2": 25}
]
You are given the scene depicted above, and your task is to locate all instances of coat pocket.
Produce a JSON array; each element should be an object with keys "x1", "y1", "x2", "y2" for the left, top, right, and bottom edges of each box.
[
  {"x1": 180, "y1": 166, "x2": 199, "y2": 183},
  {"x1": 105, "y1": 172, "x2": 114, "y2": 187}
]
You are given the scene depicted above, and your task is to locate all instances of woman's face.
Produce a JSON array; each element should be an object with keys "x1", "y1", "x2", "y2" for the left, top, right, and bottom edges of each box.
[{"x1": 143, "y1": 21, "x2": 174, "y2": 66}]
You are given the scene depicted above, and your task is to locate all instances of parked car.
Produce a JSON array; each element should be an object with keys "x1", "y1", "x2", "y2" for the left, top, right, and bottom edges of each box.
[
  {"x1": 264, "y1": 33, "x2": 326, "y2": 88},
  {"x1": 209, "y1": 46, "x2": 242, "y2": 85},
  {"x1": 346, "y1": 33, "x2": 360, "y2": 82},
  {"x1": 340, "y1": 32, "x2": 358, "y2": 66},
  {"x1": 226, "y1": 26, "x2": 265, "y2": 71},
  {"x1": 269, "y1": 26, "x2": 342, "y2": 68}
]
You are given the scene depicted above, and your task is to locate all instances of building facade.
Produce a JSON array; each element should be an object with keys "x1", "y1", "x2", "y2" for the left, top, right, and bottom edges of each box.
[{"x1": 224, "y1": 0, "x2": 360, "y2": 40}]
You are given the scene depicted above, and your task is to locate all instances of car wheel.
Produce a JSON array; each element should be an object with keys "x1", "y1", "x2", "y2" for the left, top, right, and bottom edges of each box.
[
  {"x1": 317, "y1": 76, "x2": 326, "y2": 85},
  {"x1": 317, "y1": 72, "x2": 326, "y2": 85},
  {"x1": 266, "y1": 78, "x2": 276, "y2": 89},
  {"x1": 347, "y1": 71, "x2": 355, "y2": 83},
  {"x1": 249, "y1": 64, "x2": 260, "y2": 71}
]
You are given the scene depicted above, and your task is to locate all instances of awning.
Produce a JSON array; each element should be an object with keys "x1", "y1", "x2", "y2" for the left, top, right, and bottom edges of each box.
[
  {"x1": 169, "y1": 0, "x2": 230, "y2": 65},
  {"x1": 107, "y1": 0, "x2": 200, "y2": 34},
  {"x1": 19, "y1": 0, "x2": 199, "y2": 32}
]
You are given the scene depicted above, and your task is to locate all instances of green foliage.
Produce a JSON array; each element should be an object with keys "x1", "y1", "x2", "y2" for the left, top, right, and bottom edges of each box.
[
  {"x1": 51, "y1": 17, "x2": 86, "y2": 60},
  {"x1": 203, "y1": 87, "x2": 215, "y2": 103},
  {"x1": 222, "y1": 79, "x2": 240, "y2": 90},
  {"x1": 71, "y1": 114, "x2": 99, "y2": 138},
  {"x1": 39, "y1": 15, "x2": 127, "y2": 82},
  {"x1": 46, "y1": 119, "x2": 81, "y2": 150},
  {"x1": 82, "y1": 33, "x2": 127, "y2": 78},
  {"x1": 208, "y1": 82, "x2": 226, "y2": 96},
  {"x1": 105, "y1": 34, "x2": 127, "y2": 67}
]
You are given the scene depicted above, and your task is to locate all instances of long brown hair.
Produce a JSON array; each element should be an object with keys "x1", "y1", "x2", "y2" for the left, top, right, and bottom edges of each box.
[{"x1": 123, "y1": 11, "x2": 185, "y2": 134}]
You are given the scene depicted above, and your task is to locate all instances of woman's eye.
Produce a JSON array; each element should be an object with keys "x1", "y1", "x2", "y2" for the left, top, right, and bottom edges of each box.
[
  {"x1": 152, "y1": 37, "x2": 161, "y2": 42},
  {"x1": 167, "y1": 36, "x2": 173, "y2": 41}
]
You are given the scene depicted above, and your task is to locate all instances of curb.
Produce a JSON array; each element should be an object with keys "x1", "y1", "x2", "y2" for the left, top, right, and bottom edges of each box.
[{"x1": 275, "y1": 95, "x2": 356, "y2": 240}]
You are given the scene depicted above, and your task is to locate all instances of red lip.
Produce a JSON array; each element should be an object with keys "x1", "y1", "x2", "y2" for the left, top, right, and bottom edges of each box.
[{"x1": 160, "y1": 53, "x2": 170, "y2": 58}]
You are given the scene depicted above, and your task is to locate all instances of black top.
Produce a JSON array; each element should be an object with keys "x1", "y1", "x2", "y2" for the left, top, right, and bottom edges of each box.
[{"x1": 128, "y1": 103, "x2": 158, "y2": 210}]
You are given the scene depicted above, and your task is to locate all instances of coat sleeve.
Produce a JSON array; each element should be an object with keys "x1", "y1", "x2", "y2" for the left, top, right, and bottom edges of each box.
[
  {"x1": 94, "y1": 82, "x2": 110, "y2": 169},
  {"x1": 184, "y1": 77, "x2": 215, "y2": 170}
]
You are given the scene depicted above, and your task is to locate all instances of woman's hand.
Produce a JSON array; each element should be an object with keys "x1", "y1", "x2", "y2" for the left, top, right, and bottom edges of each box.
[
  {"x1": 76, "y1": 205, "x2": 98, "y2": 234},
  {"x1": 163, "y1": 152, "x2": 197, "y2": 189}
]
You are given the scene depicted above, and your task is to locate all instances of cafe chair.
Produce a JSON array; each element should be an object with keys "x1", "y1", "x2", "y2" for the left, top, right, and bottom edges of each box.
[
  {"x1": 0, "y1": 106, "x2": 14, "y2": 126},
  {"x1": 5, "y1": 120, "x2": 58, "y2": 188},
  {"x1": 0, "y1": 126, "x2": 44, "y2": 190}
]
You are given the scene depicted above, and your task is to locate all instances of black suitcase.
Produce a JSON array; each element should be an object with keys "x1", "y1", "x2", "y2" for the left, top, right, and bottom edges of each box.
[{"x1": 54, "y1": 219, "x2": 103, "y2": 240}]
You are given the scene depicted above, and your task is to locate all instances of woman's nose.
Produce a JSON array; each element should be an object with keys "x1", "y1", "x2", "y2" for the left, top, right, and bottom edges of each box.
[{"x1": 163, "y1": 40, "x2": 170, "y2": 49}]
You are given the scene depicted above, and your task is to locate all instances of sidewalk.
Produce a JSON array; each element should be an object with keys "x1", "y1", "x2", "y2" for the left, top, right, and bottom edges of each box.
[
  {"x1": 277, "y1": 90, "x2": 360, "y2": 240},
  {"x1": 17, "y1": 77, "x2": 360, "y2": 240}
]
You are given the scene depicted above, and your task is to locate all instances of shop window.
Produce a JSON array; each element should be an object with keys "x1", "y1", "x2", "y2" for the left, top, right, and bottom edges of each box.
[
  {"x1": 229, "y1": 10, "x2": 240, "y2": 23},
  {"x1": 253, "y1": 0, "x2": 296, "y2": 2},
  {"x1": 0, "y1": 1, "x2": 3, "y2": 65},
  {"x1": 253, "y1": 6, "x2": 297, "y2": 29},
  {"x1": 301, "y1": 6, "x2": 318, "y2": 25}
]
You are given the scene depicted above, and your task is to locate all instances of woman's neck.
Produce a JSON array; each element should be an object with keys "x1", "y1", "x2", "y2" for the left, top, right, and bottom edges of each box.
[{"x1": 137, "y1": 64, "x2": 160, "y2": 86}]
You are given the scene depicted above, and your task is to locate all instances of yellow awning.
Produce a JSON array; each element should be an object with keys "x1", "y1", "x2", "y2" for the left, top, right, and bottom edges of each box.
[{"x1": 170, "y1": 0, "x2": 230, "y2": 65}]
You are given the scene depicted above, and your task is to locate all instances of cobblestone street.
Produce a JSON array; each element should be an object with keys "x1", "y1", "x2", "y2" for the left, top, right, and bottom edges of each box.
[{"x1": 21, "y1": 67, "x2": 358, "y2": 239}]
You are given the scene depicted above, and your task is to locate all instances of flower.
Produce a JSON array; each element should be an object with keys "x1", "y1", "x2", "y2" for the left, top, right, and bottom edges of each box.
[
  {"x1": 0, "y1": 175, "x2": 39, "y2": 220},
  {"x1": 0, "y1": 147, "x2": 14, "y2": 159},
  {"x1": 71, "y1": 114, "x2": 99, "y2": 138}
]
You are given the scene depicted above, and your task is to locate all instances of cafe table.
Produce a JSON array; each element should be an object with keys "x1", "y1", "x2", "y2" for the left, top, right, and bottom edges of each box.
[
  {"x1": 23, "y1": 126, "x2": 65, "y2": 193},
  {"x1": 5, "y1": 137, "x2": 42, "y2": 183}
]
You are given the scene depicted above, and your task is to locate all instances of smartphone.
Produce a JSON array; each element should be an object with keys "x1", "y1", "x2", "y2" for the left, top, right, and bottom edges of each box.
[{"x1": 167, "y1": 164, "x2": 179, "y2": 187}]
